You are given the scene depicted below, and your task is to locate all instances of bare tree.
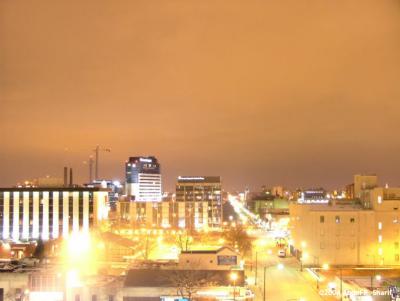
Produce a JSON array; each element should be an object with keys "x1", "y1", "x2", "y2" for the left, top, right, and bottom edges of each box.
[
  {"x1": 223, "y1": 224, "x2": 252, "y2": 256},
  {"x1": 167, "y1": 269, "x2": 217, "y2": 300},
  {"x1": 175, "y1": 231, "x2": 193, "y2": 252},
  {"x1": 138, "y1": 234, "x2": 157, "y2": 260}
]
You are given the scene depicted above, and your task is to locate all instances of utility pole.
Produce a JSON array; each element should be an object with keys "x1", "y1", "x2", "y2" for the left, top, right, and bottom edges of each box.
[
  {"x1": 93, "y1": 146, "x2": 110, "y2": 180},
  {"x1": 255, "y1": 252, "x2": 258, "y2": 285},
  {"x1": 340, "y1": 268, "x2": 343, "y2": 301},
  {"x1": 263, "y1": 265, "x2": 266, "y2": 301}
]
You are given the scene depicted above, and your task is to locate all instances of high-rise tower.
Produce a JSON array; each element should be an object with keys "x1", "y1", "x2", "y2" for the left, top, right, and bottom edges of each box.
[{"x1": 125, "y1": 156, "x2": 162, "y2": 202}]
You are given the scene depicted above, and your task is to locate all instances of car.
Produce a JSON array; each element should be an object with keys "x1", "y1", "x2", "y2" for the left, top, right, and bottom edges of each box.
[{"x1": 278, "y1": 249, "x2": 286, "y2": 258}]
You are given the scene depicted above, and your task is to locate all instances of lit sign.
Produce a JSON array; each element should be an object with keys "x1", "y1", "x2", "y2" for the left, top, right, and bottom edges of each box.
[
  {"x1": 139, "y1": 158, "x2": 153, "y2": 163},
  {"x1": 217, "y1": 255, "x2": 237, "y2": 265},
  {"x1": 297, "y1": 193, "x2": 329, "y2": 204},
  {"x1": 178, "y1": 176, "x2": 205, "y2": 180}
]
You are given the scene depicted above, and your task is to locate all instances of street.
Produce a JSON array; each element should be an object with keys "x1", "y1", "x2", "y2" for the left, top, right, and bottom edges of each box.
[{"x1": 250, "y1": 251, "x2": 324, "y2": 301}]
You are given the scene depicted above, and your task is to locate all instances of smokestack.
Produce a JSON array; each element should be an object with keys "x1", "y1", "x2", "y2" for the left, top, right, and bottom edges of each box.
[
  {"x1": 64, "y1": 167, "x2": 68, "y2": 187},
  {"x1": 69, "y1": 168, "x2": 73, "y2": 187}
]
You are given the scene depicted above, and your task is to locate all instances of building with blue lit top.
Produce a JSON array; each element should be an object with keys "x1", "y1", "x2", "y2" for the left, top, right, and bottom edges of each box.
[{"x1": 125, "y1": 156, "x2": 162, "y2": 202}]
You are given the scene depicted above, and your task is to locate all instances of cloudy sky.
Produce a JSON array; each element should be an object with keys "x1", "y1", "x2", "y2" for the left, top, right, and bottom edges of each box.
[{"x1": 1, "y1": 0, "x2": 400, "y2": 191}]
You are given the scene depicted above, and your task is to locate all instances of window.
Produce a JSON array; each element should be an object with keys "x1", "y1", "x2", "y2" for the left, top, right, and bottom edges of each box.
[
  {"x1": 320, "y1": 242, "x2": 325, "y2": 249},
  {"x1": 75, "y1": 295, "x2": 80, "y2": 301},
  {"x1": 92, "y1": 295, "x2": 97, "y2": 301},
  {"x1": 108, "y1": 296, "x2": 114, "y2": 301},
  {"x1": 396, "y1": 254, "x2": 400, "y2": 262},
  {"x1": 335, "y1": 216, "x2": 340, "y2": 224},
  {"x1": 350, "y1": 217, "x2": 355, "y2": 223},
  {"x1": 378, "y1": 222, "x2": 382, "y2": 230},
  {"x1": 395, "y1": 242, "x2": 399, "y2": 249},
  {"x1": 320, "y1": 216, "x2": 325, "y2": 223}
]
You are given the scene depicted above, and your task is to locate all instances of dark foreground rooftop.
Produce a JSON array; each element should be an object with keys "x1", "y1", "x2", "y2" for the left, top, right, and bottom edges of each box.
[{"x1": 124, "y1": 269, "x2": 245, "y2": 287}]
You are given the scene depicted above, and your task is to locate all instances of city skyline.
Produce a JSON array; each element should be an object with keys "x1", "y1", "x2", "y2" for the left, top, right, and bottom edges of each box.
[
  {"x1": 2, "y1": 1, "x2": 400, "y2": 191},
  {"x1": 1, "y1": 2, "x2": 400, "y2": 299}
]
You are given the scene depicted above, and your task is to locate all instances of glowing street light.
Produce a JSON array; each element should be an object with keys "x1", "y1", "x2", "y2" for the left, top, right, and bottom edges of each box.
[
  {"x1": 230, "y1": 272, "x2": 238, "y2": 301},
  {"x1": 322, "y1": 263, "x2": 329, "y2": 270}
]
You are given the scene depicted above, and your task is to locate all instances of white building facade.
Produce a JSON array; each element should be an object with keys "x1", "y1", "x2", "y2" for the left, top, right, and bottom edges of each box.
[
  {"x1": 0, "y1": 187, "x2": 109, "y2": 241},
  {"x1": 125, "y1": 157, "x2": 162, "y2": 202}
]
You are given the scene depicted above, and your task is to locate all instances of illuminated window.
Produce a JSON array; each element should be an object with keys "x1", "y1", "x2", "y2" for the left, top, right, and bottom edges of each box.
[
  {"x1": 335, "y1": 216, "x2": 340, "y2": 224},
  {"x1": 377, "y1": 196, "x2": 382, "y2": 204},
  {"x1": 378, "y1": 222, "x2": 382, "y2": 230},
  {"x1": 378, "y1": 235, "x2": 382, "y2": 243}
]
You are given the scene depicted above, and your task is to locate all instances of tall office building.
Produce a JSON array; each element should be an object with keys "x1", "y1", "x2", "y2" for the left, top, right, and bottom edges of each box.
[
  {"x1": 125, "y1": 156, "x2": 162, "y2": 202},
  {"x1": 176, "y1": 176, "x2": 222, "y2": 228},
  {"x1": 0, "y1": 187, "x2": 109, "y2": 241}
]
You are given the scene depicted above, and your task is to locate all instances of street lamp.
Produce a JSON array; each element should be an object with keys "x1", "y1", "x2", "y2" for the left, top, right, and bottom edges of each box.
[
  {"x1": 372, "y1": 274, "x2": 382, "y2": 291},
  {"x1": 230, "y1": 272, "x2": 238, "y2": 301},
  {"x1": 300, "y1": 252, "x2": 308, "y2": 272},
  {"x1": 318, "y1": 264, "x2": 343, "y2": 301}
]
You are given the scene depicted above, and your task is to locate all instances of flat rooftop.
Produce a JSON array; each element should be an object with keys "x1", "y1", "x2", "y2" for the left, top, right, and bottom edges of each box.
[{"x1": 0, "y1": 187, "x2": 107, "y2": 192}]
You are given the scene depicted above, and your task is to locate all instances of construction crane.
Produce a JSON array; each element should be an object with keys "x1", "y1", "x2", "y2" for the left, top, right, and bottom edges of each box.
[
  {"x1": 83, "y1": 156, "x2": 94, "y2": 183},
  {"x1": 93, "y1": 146, "x2": 111, "y2": 180}
]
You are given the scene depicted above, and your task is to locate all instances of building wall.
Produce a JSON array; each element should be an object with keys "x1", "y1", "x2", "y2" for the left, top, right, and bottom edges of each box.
[
  {"x1": 179, "y1": 248, "x2": 241, "y2": 270},
  {"x1": 354, "y1": 174, "x2": 378, "y2": 200},
  {"x1": 176, "y1": 177, "x2": 222, "y2": 228},
  {"x1": 0, "y1": 188, "x2": 108, "y2": 241},
  {"x1": 125, "y1": 157, "x2": 162, "y2": 202},
  {"x1": 0, "y1": 273, "x2": 29, "y2": 301},
  {"x1": 289, "y1": 194, "x2": 400, "y2": 266},
  {"x1": 119, "y1": 200, "x2": 211, "y2": 230}
]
